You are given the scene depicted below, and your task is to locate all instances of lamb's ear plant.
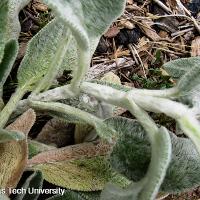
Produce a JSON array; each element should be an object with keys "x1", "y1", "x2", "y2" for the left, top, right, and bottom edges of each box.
[{"x1": 1, "y1": 0, "x2": 200, "y2": 200}]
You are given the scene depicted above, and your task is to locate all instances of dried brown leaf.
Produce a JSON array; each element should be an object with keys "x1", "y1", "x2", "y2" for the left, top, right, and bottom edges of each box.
[{"x1": 0, "y1": 109, "x2": 36, "y2": 194}]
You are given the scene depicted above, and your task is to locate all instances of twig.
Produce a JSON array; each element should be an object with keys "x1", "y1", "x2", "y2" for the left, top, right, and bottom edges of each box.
[
  {"x1": 129, "y1": 44, "x2": 147, "y2": 78},
  {"x1": 152, "y1": 0, "x2": 172, "y2": 14},
  {"x1": 128, "y1": 44, "x2": 139, "y2": 65},
  {"x1": 171, "y1": 27, "x2": 194, "y2": 37},
  {"x1": 175, "y1": 0, "x2": 200, "y2": 34}
]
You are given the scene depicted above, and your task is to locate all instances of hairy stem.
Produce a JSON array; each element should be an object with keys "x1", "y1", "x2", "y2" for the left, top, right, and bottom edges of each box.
[
  {"x1": 29, "y1": 100, "x2": 104, "y2": 128},
  {"x1": 178, "y1": 115, "x2": 200, "y2": 153},
  {"x1": 0, "y1": 87, "x2": 26, "y2": 128},
  {"x1": 70, "y1": 48, "x2": 91, "y2": 93},
  {"x1": 80, "y1": 82, "x2": 190, "y2": 119},
  {"x1": 124, "y1": 96, "x2": 158, "y2": 142}
]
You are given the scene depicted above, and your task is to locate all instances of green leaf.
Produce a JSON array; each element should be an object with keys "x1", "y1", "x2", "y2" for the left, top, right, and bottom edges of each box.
[
  {"x1": 14, "y1": 171, "x2": 43, "y2": 200},
  {"x1": 0, "y1": 40, "x2": 18, "y2": 95},
  {"x1": 163, "y1": 57, "x2": 200, "y2": 110},
  {"x1": 42, "y1": 0, "x2": 125, "y2": 90},
  {"x1": 163, "y1": 57, "x2": 200, "y2": 100},
  {"x1": 163, "y1": 57, "x2": 200, "y2": 79},
  {"x1": 0, "y1": 128, "x2": 25, "y2": 143},
  {"x1": 0, "y1": 0, "x2": 30, "y2": 91},
  {"x1": 59, "y1": 37, "x2": 78, "y2": 72},
  {"x1": 0, "y1": 0, "x2": 8, "y2": 63},
  {"x1": 109, "y1": 117, "x2": 200, "y2": 193},
  {"x1": 17, "y1": 19, "x2": 67, "y2": 90},
  {"x1": 33, "y1": 156, "x2": 130, "y2": 191},
  {"x1": 47, "y1": 190, "x2": 101, "y2": 200},
  {"x1": 43, "y1": 0, "x2": 126, "y2": 49},
  {"x1": 177, "y1": 64, "x2": 200, "y2": 95}
]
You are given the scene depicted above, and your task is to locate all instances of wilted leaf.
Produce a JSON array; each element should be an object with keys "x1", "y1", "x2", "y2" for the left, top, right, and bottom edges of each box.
[
  {"x1": 33, "y1": 157, "x2": 130, "y2": 191},
  {"x1": 104, "y1": 26, "x2": 120, "y2": 38},
  {"x1": 75, "y1": 124, "x2": 93, "y2": 144},
  {"x1": 28, "y1": 140, "x2": 112, "y2": 166},
  {"x1": 36, "y1": 118, "x2": 74, "y2": 147},
  {"x1": 33, "y1": 0, "x2": 48, "y2": 12},
  {"x1": 28, "y1": 139, "x2": 56, "y2": 159},
  {"x1": 0, "y1": 109, "x2": 36, "y2": 193}
]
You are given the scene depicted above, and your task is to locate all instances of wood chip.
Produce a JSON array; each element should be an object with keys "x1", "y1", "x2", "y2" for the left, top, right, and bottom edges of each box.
[
  {"x1": 104, "y1": 26, "x2": 120, "y2": 38},
  {"x1": 191, "y1": 36, "x2": 200, "y2": 57},
  {"x1": 33, "y1": 0, "x2": 48, "y2": 12},
  {"x1": 127, "y1": 0, "x2": 133, "y2": 4},
  {"x1": 118, "y1": 20, "x2": 135, "y2": 29},
  {"x1": 139, "y1": 20, "x2": 161, "y2": 41}
]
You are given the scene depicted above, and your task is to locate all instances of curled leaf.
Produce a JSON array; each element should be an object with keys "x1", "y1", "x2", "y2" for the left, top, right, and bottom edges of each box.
[{"x1": 0, "y1": 109, "x2": 36, "y2": 193}]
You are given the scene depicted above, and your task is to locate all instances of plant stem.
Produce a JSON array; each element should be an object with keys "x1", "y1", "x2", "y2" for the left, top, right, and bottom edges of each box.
[
  {"x1": 70, "y1": 48, "x2": 90, "y2": 93},
  {"x1": 0, "y1": 87, "x2": 26, "y2": 128},
  {"x1": 29, "y1": 100, "x2": 103, "y2": 127},
  {"x1": 178, "y1": 115, "x2": 200, "y2": 153},
  {"x1": 124, "y1": 96, "x2": 158, "y2": 142}
]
